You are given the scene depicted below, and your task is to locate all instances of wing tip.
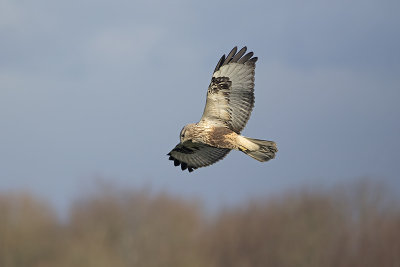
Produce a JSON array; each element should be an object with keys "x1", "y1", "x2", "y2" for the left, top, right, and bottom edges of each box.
[
  {"x1": 167, "y1": 154, "x2": 198, "y2": 173},
  {"x1": 249, "y1": 56, "x2": 258, "y2": 63},
  {"x1": 214, "y1": 46, "x2": 256, "y2": 72}
]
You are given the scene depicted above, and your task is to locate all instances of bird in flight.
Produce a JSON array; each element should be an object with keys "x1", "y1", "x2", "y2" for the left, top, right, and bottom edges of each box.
[{"x1": 167, "y1": 46, "x2": 277, "y2": 172}]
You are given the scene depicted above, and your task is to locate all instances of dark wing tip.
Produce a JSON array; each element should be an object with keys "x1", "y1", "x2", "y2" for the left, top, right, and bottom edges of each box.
[
  {"x1": 238, "y1": 51, "x2": 254, "y2": 64},
  {"x1": 167, "y1": 154, "x2": 197, "y2": 173},
  {"x1": 214, "y1": 46, "x2": 256, "y2": 72},
  {"x1": 222, "y1": 46, "x2": 238, "y2": 66},
  {"x1": 249, "y1": 56, "x2": 258, "y2": 63},
  {"x1": 181, "y1": 162, "x2": 188, "y2": 170},
  {"x1": 231, "y1": 46, "x2": 247, "y2": 63},
  {"x1": 214, "y1": 54, "x2": 226, "y2": 73}
]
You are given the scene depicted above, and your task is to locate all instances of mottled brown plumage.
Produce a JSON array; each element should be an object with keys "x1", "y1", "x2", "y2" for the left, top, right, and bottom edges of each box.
[{"x1": 168, "y1": 46, "x2": 277, "y2": 172}]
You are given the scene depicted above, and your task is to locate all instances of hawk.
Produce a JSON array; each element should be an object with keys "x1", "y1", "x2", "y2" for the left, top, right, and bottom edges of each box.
[{"x1": 167, "y1": 46, "x2": 277, "y2": 172}]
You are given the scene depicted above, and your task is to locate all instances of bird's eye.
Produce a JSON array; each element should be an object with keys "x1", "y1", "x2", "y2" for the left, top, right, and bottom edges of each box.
[{"x1": 181, "y1": 133, "x2": 185, "y2": 138}]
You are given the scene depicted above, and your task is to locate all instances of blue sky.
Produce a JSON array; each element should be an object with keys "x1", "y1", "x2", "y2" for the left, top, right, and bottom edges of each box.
[{"x1": 1, "y1": 0, "x2": 399, "y2": 214}]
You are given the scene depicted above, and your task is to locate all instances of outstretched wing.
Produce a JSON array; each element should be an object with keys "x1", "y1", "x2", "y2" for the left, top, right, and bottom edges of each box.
[
  {"x1": 167, "y1": 141, "x2": 230, "y2": 172},
  {"x1": 200, "y1": 46, "x2": 257, "y2": 133}
]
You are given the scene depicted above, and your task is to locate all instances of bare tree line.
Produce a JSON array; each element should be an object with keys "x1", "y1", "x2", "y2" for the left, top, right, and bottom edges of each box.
[{"x1": 0, "y1": 180, "x2": 399, "y2": 267}]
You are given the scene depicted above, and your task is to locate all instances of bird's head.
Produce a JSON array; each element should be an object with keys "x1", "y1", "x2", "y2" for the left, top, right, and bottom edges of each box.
[{"x1": 180, "y1": 123, "x2": 196, "y2": 143}]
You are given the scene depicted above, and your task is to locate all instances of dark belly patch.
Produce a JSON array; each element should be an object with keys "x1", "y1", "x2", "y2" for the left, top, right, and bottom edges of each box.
[{"x1": 209, "y1": 127, "x2": 236, "y2": 148}]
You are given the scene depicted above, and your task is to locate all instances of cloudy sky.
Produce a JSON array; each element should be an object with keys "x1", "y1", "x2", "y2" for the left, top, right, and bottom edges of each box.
[{"x1": 1, "y1": 0, "x2": 399, "y2": 214}]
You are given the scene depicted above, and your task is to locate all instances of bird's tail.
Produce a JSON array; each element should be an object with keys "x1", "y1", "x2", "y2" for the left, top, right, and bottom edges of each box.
[{"x1": 237, "y1": 136, "x2": 278, "y2": 162}]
